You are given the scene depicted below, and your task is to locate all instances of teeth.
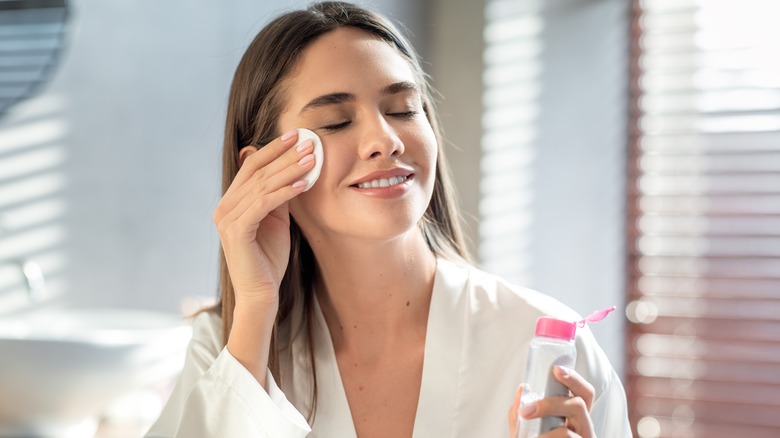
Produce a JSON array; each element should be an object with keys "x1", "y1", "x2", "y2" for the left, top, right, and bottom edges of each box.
[{"x1": 357, "y1": 175, "x2": 408, "y2": 189}]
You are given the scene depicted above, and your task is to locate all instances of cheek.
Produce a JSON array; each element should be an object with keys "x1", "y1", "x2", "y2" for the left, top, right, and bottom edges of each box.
[
  {"x1": 408, "y1": 122, "x2": 438, "y2": 177},
  {"x1": 287, "y1": 190, "x2": 332, "y2": 237},
  {"x1": 315, "y1": 142, "x2": 351, "y2": 188},
  {"x1": 287, "y1": 146, "x2": 346, "y2": 215}
]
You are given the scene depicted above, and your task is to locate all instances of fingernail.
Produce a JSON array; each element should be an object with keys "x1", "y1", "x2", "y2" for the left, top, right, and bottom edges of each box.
[
  {"x1": 292, "y1": 180, "x2": 307, "y2": 189},
  {"x1": 519, "y1": 403, "x2": 537, "y2": 419},
  {"x1": 556, "y1": 365, "x2": 571, "y2": 378},
  {"x1": 298, "y1": 154, "x2": 314, "y2": 166},
  {"x1": 296, "y1": 139, "x2": 313, "y2": 153},
  {"x1": 281, "y1": 130, "x2": 297, "y2": 141}
]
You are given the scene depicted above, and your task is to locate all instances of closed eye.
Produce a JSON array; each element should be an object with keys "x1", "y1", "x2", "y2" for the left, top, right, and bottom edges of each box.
[
  {"x1": 322, "y1": 120, "x2": 351, "y2": 131},
  {"x1": 389, "y1": 111, "x2": 418, "y2": 119},
  {"x1": 320, "y1": 111, "x2": 417, "y2": 132}
]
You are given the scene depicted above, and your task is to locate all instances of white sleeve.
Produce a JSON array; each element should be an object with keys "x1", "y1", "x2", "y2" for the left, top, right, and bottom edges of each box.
[
  {"x1": 144, "y1": 313, "x2": 311, "y2": 438},
  {"x1": 574, "y1": 327, "x2": 632, "y2": 438},
  {"x1": 589, "y1": 369, "x2": 632, "y2": 438}
]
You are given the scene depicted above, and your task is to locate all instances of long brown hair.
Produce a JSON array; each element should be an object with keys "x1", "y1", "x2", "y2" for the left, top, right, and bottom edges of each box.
[{"x1": 211, "y1": 0, "x2": 469, "y2": 419}]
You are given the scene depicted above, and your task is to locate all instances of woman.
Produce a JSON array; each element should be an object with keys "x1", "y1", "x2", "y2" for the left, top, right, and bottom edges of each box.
[{"x1": 146, "y1": 2, "x2": 631, "y2": 437}]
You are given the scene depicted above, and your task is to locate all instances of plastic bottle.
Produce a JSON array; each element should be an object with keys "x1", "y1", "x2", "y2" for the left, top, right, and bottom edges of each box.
[
  {"x1": 516, "y1": 307, "x2": 615, "y2": 438},
  {"x1": 516, "y1": 316, "x2": 577, "y2": 438}
]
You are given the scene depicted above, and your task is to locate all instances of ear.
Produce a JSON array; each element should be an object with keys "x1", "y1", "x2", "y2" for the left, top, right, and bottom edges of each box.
[{"x1": 237, "y1": 145, "x2": 258, "y2": 168}]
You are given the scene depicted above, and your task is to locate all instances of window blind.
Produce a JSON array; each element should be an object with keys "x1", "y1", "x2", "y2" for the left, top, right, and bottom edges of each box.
[
  {"x1": 0, "y1": 0, "x2": 69, "y2": 115},
  {"x1": 627, "y1": 0, "x2": 780, "y2": 436},
  {"x1": 480, "y1": 0, "x2": 542, "y2": 286}
]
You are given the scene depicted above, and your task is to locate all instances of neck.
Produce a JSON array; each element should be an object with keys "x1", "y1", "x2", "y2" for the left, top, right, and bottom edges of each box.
[{"x1": 309, "y1": 229, "x2": 437, "y2": 356}]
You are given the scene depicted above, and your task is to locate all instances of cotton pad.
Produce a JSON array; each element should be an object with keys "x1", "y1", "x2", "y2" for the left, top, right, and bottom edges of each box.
[{"x1": 295, "y1": 128, "x2": 323, "y2": 191}]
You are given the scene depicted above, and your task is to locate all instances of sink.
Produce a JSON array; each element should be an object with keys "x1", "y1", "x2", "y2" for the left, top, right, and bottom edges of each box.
[{"x1": 0, "y1": 308, "x2": 192, "y2": 437}]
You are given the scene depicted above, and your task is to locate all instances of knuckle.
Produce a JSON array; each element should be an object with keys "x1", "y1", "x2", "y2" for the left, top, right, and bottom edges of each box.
[
  {"x1": 221, "y1": 225, "x2": 239, "y2": 243},
  {"x1": 253, "y1": 182, "x2": 267, "y2": 198},
  {"x1": 245, "y1": 148, "x2": 264, "y2": 164},
  {"x1": 250, "y1": 194, "x2": 269, "y2": 211},
  {"x1": 212, "y1": 204, "x2": 226, "y2": 222},
  {"x1": 571, "y1": 396, "x2": 588, "y2": 412},
  {"x1": 215, "y1": 219, "x2": 226, "y2": 235},
  {"x1": 583, "y1": 389, "x2": 595, "y2": 409},
  {"x1": 221, "y1": 223, "x2": 236, "y2": 239},
  {"x1": 584, "y1": 382, "x2": 595, "y2": 398},
  {"x1": 252, "y1": 167, "x2": 268, "y2": 184},
  {"x1": 223, "y1": 222, "x2": 246, "y2": 241},
  {"x1": 213, "y1": 214, "x2": 227, "y2": 233}
]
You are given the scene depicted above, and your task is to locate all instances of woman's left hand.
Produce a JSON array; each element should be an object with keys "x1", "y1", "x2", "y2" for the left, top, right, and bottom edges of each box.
[{"x1": 508, "y1": 365, "x2": 596, "y2": 438}]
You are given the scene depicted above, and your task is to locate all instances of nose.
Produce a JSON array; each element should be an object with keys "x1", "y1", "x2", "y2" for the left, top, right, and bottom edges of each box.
[{"x1": 358, "y1": 113, "x2": 405, "y2": 160}]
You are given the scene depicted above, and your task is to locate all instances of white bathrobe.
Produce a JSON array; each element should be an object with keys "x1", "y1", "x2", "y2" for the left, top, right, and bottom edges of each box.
[{"x1": 146, "y1": 258, "x2": 631, "y2": 437}]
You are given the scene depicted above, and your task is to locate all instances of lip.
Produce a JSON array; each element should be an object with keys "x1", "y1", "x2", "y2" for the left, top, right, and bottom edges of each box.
[
  {"x1": 348, "y1": 167, "x2": 415, "y2": 199},
  {"x1": 349, "y1": 168, "x2": 415, "y2": 187}
]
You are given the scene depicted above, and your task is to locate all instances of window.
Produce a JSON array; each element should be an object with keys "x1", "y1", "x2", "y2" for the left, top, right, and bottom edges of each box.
[
  {"x1": 480, "y1": 0, "x2": 543, "y2": 286},
  {"x1": 479, "y1": 0, "x2": 629, "y2": 371},
  {"x1": 627, "y1": 0, "x2": 780, "y2": 436}
]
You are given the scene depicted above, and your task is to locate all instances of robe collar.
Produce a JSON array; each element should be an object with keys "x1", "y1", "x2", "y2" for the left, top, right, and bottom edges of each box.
[{"x1": 297, "y1": 258, "x2": 470, "y2": 437}]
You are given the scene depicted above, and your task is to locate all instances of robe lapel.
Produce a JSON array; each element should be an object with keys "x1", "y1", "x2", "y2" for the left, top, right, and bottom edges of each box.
[
  {"x1": 412, "y1": 258, "x2": 469, "y2": 438},
  {"x1": 290, "y1": 258, "x2": 469, "y2": 438},
  {"x1": 309, "y1": 297, "x2": 359, "y2": 438}
]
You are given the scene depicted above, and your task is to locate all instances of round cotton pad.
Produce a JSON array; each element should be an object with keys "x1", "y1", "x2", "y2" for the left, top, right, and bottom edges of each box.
[{"x1": 296, "y1": 128, "x2": 323, "y2": 191}]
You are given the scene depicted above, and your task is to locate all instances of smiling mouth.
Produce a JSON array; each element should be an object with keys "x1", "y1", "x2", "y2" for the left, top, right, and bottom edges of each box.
[{"x1": 353, "y1": 175, "x2": 411, "y2": 189}]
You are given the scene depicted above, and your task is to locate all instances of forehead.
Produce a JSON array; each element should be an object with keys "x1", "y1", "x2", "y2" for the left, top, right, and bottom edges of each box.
[{"x1": 282, "y1": 27, "x2": 418, "y2": 105}]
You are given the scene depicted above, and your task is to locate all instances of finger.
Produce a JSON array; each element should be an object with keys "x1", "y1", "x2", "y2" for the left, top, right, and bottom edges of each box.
[
  {"x1": 231, "y1": 146, "x2": 314, "y2": 206},
  {"x1": 215, "y1": 151, "x2": 312, "y2": 231},
  {"x1": 223, "y1": 142, "x2": 314, "y2": 214},
  {"x1": 233, "y1": 184, "x2": 304, "y2": 236},
  {"x1": 218, "y1": 184, "x2": 305, "y2": 274},
  {"x1": 242, "y1": 139, "x2": 315, "y2": 193},
  {"x1": 527, "y1": 395, "x2": 586, "y2": 419},
  {"x1": 508, "y1": 384, "x2": 523, "y2": 437},
  {"x1": 230, "y1": 130, "x2": 302, "y2": 190},
  {"x1": 539, "y1": 428, "x2": 579, "y2": 438},
  {"x1": 227, "y1": 139, "x2": 311, "y2": 202},
  {"x1": 528, "y1": 396, "x2": 594, "y2": 438},
  {"x1": 216, "y1": 173, "x2": 308, "y2": 241},
  {"x1": 553, "y1": 366, "x2": 595, "y2": 411},
  {"x1": 216, "y1": 148, "x2": 316, "y2": 221}
]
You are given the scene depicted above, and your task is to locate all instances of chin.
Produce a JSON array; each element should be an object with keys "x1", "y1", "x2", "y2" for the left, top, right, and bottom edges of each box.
[
  {"x1": 323, "y1": 207, "x2": 427, "y2": 243},
  {"x1": 349, "y1": 214, "x2": 422, "y2": 240}
]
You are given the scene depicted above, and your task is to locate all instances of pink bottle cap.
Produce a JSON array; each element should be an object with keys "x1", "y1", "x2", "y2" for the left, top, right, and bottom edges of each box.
[
  {"x1": 535, "y1": 317, "x2": 577, "y2": 341},
  {"x1": 535, "y1": 306, "x2": 617, "y2": 341}
]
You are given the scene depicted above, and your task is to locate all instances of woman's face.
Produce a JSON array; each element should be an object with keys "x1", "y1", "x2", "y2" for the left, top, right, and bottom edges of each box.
[{"x1": 278, "y1": 27, "x2": 437, "y2": 244}]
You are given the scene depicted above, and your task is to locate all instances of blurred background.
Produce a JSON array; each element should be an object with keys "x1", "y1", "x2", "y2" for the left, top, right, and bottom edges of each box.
[{"x1": 0, "y1": 0, "x2": 778, "y2": 436}]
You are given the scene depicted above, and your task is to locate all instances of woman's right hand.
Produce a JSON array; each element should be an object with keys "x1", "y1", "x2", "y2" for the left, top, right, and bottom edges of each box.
[
  {"x1": 212, "y1": 130, "x2": 315, "y2": 386},
  {"x1": 213, "y1": 130, "x2": 315, "y2": 310},
  {"x1": 509, "y1": 367, "x2": 597, "y2": 438}
]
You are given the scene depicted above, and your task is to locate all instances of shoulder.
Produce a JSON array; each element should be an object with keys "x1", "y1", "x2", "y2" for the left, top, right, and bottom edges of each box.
[
  {"x1": 435, "y1": 257, "x2": 584, "y2": 354},
  {"x1": 437, "y1": 258, "x2": 618, "y2": 397},
  {"x1": 437, "y1": 257, "x2": 582, "y2": 323}
]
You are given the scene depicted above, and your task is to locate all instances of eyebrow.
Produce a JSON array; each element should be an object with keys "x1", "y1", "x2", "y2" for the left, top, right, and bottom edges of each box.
[
  {"x1": 298, "y1": 81, "x2": 420, "y2": 115},
  {"x1": 382, "y1": 80, "x2": 419, "y2": 96}
]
